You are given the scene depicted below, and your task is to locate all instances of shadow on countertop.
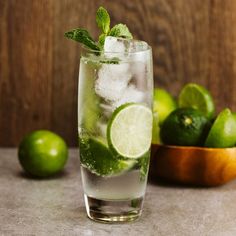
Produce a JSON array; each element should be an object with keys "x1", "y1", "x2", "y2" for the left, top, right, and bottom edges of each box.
[
  {"x1": 15, "y1": 170, "x2": 69, "y2": 181},
  {"x1": 147, "y1": 174, "x2": 217, "y2": 189}
]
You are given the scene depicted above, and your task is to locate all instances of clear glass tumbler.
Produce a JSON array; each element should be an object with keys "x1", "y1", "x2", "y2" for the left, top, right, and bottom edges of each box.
[{"x1": 78, "y1": 39, "x2": 153, "y2": 223}]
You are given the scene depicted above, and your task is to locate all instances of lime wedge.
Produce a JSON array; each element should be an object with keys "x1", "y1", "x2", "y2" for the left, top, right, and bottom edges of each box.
[
  {"x1": 79, "y1": 137, "x2": 135, "y2": 176},
  {"x1": 178, "y1": 83, "x2": 215, "y2": 119},
  {"x1": 107, "y1": 103, "x2": 153, "y2": 159},
  {"x1": 205, "y1": 109, "x2": 236, "y2": 148}
]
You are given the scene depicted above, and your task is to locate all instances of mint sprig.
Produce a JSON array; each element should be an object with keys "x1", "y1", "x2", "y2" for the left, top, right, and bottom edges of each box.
[
  {"x1": 96, "y1": 7, "x2": 110, "y2": 35},
  {"x1": 64, "y1": 28, "x2": 100, "y2": 51},
  {"x1": 96, "y1": 8, "x2": 133, "y2": 47},
  {"x1": 109, "y1": 24, "x2": 133, "y2": 39},
  {"x1": 65, "y1": 6, "x2": 133, "y2": 51}
]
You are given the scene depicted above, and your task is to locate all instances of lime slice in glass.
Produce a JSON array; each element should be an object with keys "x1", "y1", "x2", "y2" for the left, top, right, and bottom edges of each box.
[
  {"x1": 79, "y1": 137, "x2": 136, "y2": 176},
  {"x1": 107, "y1": 103, "x2": 153, "y2": 159},
  {"x1": 205, "y1": 108, "x2": 236, "y2": 148},
  {"x1": 178, "y1": 83, "x2": 215, "y2": 119}
]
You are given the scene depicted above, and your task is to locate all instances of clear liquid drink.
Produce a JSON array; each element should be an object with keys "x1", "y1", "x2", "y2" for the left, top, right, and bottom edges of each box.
[{"x1": 78, "y1": 37, "x2": 153, "y2": 222}]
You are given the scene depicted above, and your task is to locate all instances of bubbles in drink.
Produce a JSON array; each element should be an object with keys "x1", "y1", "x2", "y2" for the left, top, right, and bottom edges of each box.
[{"x1": 78, "y1": 36, "x2": 152, "y2": 201}]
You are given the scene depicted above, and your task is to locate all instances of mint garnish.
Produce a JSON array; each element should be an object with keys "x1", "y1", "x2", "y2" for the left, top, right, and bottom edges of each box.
[
  {"x1": 109, "y1": 24, "x2": 133, "y2": 39},
  {"x1": 64, "y1": 28, "x2": 100, "y2": 51},
  {"x1": 65, "y1": 6, "x2": 133, "y2": 51},
  {"x1": 96, "y1": 7, "x2": 110, "y2": 35},
  {"x1": 98, "y1": 33, "x2": 106, "y2": 47}
]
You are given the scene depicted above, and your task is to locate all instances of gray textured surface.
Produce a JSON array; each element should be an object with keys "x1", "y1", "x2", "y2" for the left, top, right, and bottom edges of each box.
[{"x1": 1, "y1": 149, "x2": 236, "y2": 236}]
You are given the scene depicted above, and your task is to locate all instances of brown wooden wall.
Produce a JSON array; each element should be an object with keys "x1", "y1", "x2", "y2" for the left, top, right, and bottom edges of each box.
[{"x1": 1, "y1": 0, "x2": 236, "y2": 146}]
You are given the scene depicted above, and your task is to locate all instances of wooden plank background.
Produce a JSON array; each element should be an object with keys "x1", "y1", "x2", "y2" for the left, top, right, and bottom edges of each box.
[{"x1": 0, "y1": 0, "x2": 236, "y2": 146}]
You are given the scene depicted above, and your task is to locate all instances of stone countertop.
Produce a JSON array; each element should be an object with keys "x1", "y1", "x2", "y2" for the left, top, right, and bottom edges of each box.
[{"x1": 1, "y1": 149, "x2": 236, "y2": 236}]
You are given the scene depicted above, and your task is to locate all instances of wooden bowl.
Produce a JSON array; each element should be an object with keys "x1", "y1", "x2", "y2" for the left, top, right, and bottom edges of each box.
[{"x1": 150, "y1": 144, "x2": 236, "y2": 186}]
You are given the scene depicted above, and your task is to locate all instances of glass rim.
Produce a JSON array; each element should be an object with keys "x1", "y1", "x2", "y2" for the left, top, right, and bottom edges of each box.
[{"x1": 81, "y1": 43, "x2": 152, "y2": 55}]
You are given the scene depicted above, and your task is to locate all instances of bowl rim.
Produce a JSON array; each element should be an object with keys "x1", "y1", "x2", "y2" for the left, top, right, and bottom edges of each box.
[{"x1": 151, "y1": 143, "x2": 236, "y2": 151}]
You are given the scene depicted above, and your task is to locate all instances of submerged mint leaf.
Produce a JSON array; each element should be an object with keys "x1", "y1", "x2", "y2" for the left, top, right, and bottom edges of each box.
[
  {"x1": 100, "y1": 57, "x2": 120, "y2": 64},
  {"x1": 109, "y1": 24, "x2": 133, "y2": 39},
  {"x1": 139, "y1": 152, "x2": 150, "y2": 181},
  {"x1": 64, "y1": 28, "x2": 100, "y2": 51},
  {"x1": 96, "y1": 6, "x2": 110, "y2": 34}
]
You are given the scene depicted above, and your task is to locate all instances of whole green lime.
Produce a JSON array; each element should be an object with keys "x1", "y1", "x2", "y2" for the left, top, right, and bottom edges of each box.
[
  {"x1": 205, "y1": 109, "x2": 236, "y2": 148},
  {"x1": 160, "y1": 108, "x2": 210, "y2": 146},
  {"x1": 18, "y1": 130, "x2": 68, "y2": 177}
]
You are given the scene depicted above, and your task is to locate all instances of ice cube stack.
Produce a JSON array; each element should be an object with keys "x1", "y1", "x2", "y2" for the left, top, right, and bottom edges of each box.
[{"x1": 95, "y1": 36, "x2": 149, "y2": 116}]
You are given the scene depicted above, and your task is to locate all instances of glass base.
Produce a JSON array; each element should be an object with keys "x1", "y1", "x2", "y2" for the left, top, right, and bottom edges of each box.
[{"x1": 84, "y1": 194, "x2": 144, "y2": 223}]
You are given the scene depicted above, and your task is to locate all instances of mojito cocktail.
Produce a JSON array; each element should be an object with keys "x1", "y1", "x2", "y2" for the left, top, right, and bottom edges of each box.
[{"x1": 66, "y1": 7, "x2": 153, "y2": 223}]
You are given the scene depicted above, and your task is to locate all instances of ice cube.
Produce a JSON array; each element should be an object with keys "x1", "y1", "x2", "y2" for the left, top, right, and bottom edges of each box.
[
  {"x1": 130, "y1": 61, "x2": 147, "y2": 91},
  {"x1": 104, "y1": 36, "x2": 149, "y2": 63},
  {"x1": 95, "y1": 76, "x2": 127, "y2": 101},
  {"x1": 104, "y1": 37, "x2": 148, "y2": 53},
  {"x1": 101, "y1": 63, "x2": 130, "y2": 76},
  {"x1": 95, "y1": 64, "x2": 131, "y2": 101},
  {"x1": 129, "y1": 40, "x2": 149, "y2": 63},
  {"x1": 104, "y1": 36, "x2": 130, "y2": 55},
  {"x1": 99, "y1": 102, "x2": 114, "y2": 117},
  {"x1": 129, "y1": 40, "x2": 148, "y2": 53},
  {"x1": 97, "y1": 37, "x2": 149, "y2": 106},
  {"x1": 96, "y1": 121, "x2": 107, "y2": 138},
  {"x1": 113, "y1": 85, "x2": 145, "y2": 109}
]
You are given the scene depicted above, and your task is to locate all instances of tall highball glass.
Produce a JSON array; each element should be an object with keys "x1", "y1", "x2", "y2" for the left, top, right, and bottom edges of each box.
[{"x1": 78, "y1": 39, "x2": 153, "y2": 223}]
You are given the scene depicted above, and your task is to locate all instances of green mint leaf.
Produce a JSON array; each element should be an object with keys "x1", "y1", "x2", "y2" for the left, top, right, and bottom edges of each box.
[
  {"x1": 98, "y1": 33, "x2": 106, "y2": 47},
  {"x1": 96, "y1": 6, "x2": 110, "y2": 34},
  {"x1": 109, "y1": 24, "x2": 133, "y2": 39},
  {"x1": 139, "y1": 152, "x2": 150, "y2": 181},
  {"x1": 64, "y1": 28, "x2": 100, "y2": 51}
]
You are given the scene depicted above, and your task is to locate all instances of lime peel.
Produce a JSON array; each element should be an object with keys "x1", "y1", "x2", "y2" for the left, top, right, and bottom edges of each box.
[{"x1": 205, "y1": 108, "x2": 236, "y2": 148}]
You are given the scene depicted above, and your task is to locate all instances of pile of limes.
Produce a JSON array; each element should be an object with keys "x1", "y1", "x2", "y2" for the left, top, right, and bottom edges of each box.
[{"x1": 153, "y1": 83, "x2": 236, "y2": 148}]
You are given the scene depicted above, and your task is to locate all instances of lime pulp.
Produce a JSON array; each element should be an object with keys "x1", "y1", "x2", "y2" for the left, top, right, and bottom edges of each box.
[
  {"x1": 107, "y1": 103, "x2": 153, "y2": 159},
  {"x1": 178, "y1": 83, "x2": 215, "y2": 119}
]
